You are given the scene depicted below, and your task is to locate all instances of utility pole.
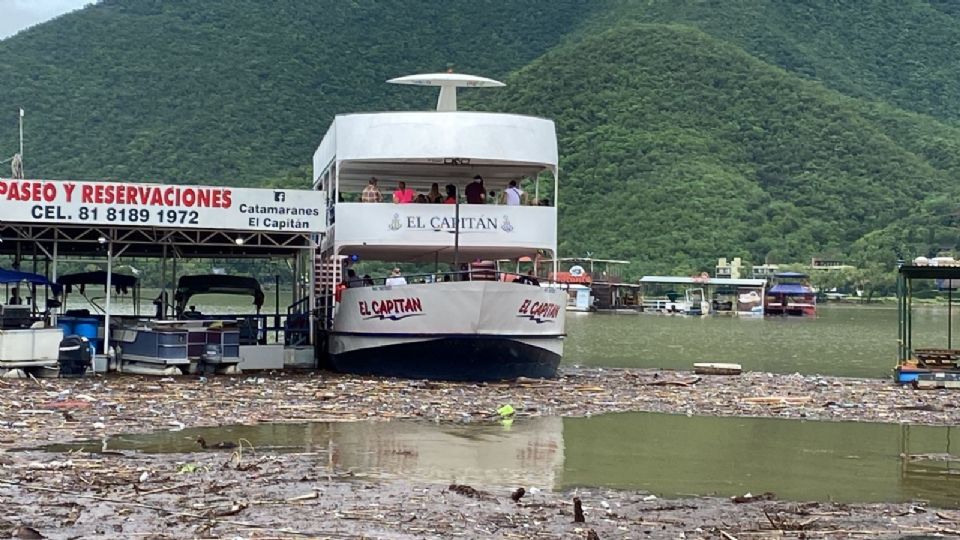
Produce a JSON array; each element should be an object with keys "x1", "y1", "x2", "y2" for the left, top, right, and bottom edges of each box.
[
  {"x1": 20, "y1": 107, "x2": 23, "y2": 170},
  {"x1": 11, "y1": 107, "x2": 24, "y2": 179}
]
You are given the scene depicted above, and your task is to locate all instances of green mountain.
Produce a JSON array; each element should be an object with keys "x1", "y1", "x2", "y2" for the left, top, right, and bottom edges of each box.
[
  {"x1": 474, "y1": 22, "x2": 960, "y2": 272},
  {"x1": 2, "y1": 0, "x2": 960, "y2": 276},
  {"x1": 602, "y1": 0, "x2": 960, "y2": 122},
  {"x1": 0, "y1": 0, "x2": 600, "y2": 183}
]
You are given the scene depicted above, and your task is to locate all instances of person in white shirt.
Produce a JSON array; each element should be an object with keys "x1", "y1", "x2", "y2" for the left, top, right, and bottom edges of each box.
[
  {"x1": 385, "y1": 268, "x2": 407, "y2": 286},
  {"x1": 503, "y1": 180, "x2": 525, "y2": 206}
]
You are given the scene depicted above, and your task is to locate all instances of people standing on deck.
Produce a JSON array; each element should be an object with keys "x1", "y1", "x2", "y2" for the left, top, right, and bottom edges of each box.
[
  {"x1": 443, "y1": 184, "x2": 457, "y2": 204},
  {"x1": 361, "y1": 177, "x2": 383, "y2": 202},
  {"x1": 393, "y1": 181, "x2": 415, "y2": 204},
  {"x1": 385, "y1": 268, "x2": 407, "y2": 286},
  {"x1": 345, "y1": 269, "x2": 364, "y2": 288},
  {"x1": 465, "y1": 175, "x2": 486, "y2": 204},
  {"x1": 514, "y1": 269, "x2": 540, "y2": 286},
  {"x1": 502, "y1": 180, "x2": 525, "y2": 206},
  {"x1": 427, "y1": 183, "x2": 443, "y2": 203}
]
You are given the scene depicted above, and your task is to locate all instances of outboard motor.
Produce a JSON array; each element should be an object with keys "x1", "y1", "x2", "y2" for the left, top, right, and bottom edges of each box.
[{"x1": 58, "y1": 335, "x2": 92, "y2": 378}]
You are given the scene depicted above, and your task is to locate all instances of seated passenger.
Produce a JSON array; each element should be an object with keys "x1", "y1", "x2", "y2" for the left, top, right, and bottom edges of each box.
[
  {"x1": 443, "y1": 184, "x2": 457, "y2": 204},
  {"x1": 427, "y1": 183, "x2": 443, "y2": 204}
]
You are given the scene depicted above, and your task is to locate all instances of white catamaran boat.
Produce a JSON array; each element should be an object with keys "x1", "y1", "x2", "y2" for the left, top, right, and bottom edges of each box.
[{"x1": 311, "y1": 73, "x2": 566, "y2": 381}]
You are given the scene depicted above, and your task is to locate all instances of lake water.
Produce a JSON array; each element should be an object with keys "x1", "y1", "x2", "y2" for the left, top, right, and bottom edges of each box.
[
  {"x1": 43, "y1": 412, "x2": 960, "y2": 507},
  {"x1": 565, "y1": 305, "x2": 958, "y2": 379},
  {"x1": 63, "y1": 289, "x2": 954, "y2": 379}
]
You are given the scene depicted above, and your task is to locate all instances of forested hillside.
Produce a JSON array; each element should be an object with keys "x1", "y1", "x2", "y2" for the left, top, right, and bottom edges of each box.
[
  {"x1": 602, "y1": 0, "x2": 960, "y2": 122},
  {"x1": 0, "y1": 0, "x2": 600, "y2": 183},
  {"x1": 2, "y1": 0, "x2": 960, "y2": 276}
]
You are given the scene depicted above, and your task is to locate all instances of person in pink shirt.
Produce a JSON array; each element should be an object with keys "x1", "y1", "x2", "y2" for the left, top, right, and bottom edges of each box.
[{"x1": 393, "y1": 181, "x2": 415, "y2": 204}]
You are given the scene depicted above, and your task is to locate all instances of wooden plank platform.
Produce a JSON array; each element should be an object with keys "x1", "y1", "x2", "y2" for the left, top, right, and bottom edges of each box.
[{"x1": 914, "y1": 348, "x2": 960, "y2": 367}]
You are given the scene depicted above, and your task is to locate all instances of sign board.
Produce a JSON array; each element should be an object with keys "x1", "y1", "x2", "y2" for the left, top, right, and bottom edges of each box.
[
  {"x1": 332, "y1": 202, "x2": 557, "y2": 250},
  {"x1": 0, "y1": 178, "x2": 327, "y2": 232}
]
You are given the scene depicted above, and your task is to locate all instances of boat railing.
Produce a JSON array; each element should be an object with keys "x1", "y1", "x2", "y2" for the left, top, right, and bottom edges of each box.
[
  {"x1": 285, "y1": 297, "x2": 311, "y2": 346},
  {"x1": 327, "y1": 202, "x2": 557, "y2": 250},
  {"x1": 341, "y1": 269, "x2": 545, "y2": 288}
]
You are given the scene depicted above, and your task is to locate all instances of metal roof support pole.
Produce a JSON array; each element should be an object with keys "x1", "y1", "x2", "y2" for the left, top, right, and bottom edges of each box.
[
  {"x1": 453, "y1": 188, "x2": 460, "y2": 271},
  {"x1": 274, "y1": 274, "x2": 280, "y2": 343},
  {"x1": 33, "y1": 240, "x2": 56, "y2": 320},
  {"x1": 51, "y1": 240, "x2": 58, "y2": 325},
  {"x1": 160, "y1": 244, "x2": 167, "y2": 318},
  {"x1": 171, "y1": 253, "x2": 178, "y2": 319},
  {"x1": 897, "y1": 272, "x2": 904, "y2": 364},
  {"x1": 553, "y1": 167, "x2": 559, "y2": 280},
  {"x1": 307, "y1": 244, "x2": 316, "y2": 345},
  {"x1": 104, "y1": 239, "x2": 112, "y2": 363}
]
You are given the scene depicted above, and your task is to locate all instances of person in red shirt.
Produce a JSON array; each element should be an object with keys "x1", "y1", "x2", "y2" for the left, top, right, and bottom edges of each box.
[
  {"x1": 393, "y1": 181, "x2": 415, "y2": 204},
  {"x1": 443, "y1": 184, "x2": 457, "y2": 204}
]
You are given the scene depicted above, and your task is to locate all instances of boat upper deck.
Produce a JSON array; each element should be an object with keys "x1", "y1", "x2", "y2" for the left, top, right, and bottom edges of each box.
[
  {"x1": 313, "y1": 111, "x2": 558, "y2": 193},
  {"x1": 313, "y1": 110, "x2": 560, "y2": 262}
]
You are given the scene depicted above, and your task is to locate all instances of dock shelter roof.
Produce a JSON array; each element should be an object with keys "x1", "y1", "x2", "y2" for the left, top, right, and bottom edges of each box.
[
  {"x1": 639, "y1": 276, "x2": 767, "y2": 287},
  {"x1": 898, "y1": 264, "x2": 960, "y2": 280}
]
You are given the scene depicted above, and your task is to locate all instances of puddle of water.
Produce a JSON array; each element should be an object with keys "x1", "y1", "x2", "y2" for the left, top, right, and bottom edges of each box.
[
  {"x1": 561, "y1": 413, "x2": 960, "y2": 507},
  {"x1": 43, "y1": 419, "x2": 565, "y2": 488},
  {"x1": 38, "y1": 413, "x2": 960, "y2": 507}
]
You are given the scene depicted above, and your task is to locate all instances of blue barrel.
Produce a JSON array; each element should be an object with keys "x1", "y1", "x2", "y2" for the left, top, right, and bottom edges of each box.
[
  {"x1": 74, "y1": 317, "x2": 99, "y2": 356},
  {"x1": 57, "y1": 316, "x2": 76, "y2": 337}
]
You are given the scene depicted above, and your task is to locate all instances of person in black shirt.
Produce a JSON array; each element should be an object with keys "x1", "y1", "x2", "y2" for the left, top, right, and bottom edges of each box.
[{"x1": 465, "y1": 175, "x2": 486, "y2": 204}]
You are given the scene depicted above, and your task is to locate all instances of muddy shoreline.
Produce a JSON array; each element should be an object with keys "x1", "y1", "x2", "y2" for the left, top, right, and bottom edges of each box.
[
  {"x1": 0, "y1": 368, "x2": 954, "y2": 450},
  {"x1": 2, "y1": 450, "x2": 958, "y2": 539},
  {"x1": 2, "y1": 367, "x2": 958, "y2": 538}
]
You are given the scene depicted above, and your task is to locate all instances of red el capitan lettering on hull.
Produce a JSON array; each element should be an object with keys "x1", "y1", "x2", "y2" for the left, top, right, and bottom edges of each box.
[
  {"x1": 517, "y1": 299, "x2": 560, "y2": 323},
  {"x1": 358, "y1": 297, "x2": 424, "y2": 321}
]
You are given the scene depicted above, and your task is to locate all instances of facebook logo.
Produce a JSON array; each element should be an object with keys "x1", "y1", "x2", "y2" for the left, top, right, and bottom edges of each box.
[{"x1": 274, "y1": 191, "x2": 286, "y2": 202}]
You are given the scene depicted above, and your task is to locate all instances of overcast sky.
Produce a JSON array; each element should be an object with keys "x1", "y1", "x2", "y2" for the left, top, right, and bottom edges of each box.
[{"x1": 0, "y1": 0, "x2": 93, "y2": 40}]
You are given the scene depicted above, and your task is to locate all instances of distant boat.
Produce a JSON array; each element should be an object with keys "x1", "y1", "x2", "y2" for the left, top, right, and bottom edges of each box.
[
  {"x1": 764, "y1": 272, "x2": 816, "y2": 317},
  {"x1": 639, "y1": 276, "x2": 766, "y2": 316}
]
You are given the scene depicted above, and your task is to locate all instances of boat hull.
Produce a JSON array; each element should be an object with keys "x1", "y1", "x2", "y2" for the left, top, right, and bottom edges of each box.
[
  {"x1": 329, "y1": 281, "x2": 566, "y2": 381},
  {"x1": 329, "y1": 335, "x2": 560, "y2": 381}
]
